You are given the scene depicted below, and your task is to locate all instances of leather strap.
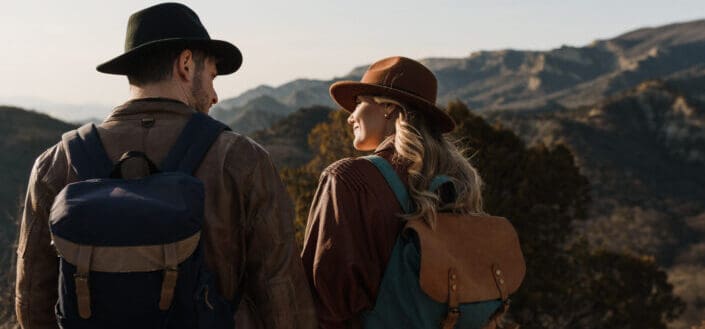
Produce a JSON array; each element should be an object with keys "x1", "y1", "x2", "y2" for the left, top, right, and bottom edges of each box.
[
  {"x1": 159, "y1": 243, "x2": 179, "y2": 310},
  {"x1": 492, "y1": 263, "x2": 508, "y2": 301},
  {"x1": 483, "y1": 300, "x2": 516, "y2": 329},
  {"x1": 441, "y1": 267, "x2": 460, "y2": 329},
  {"x1": 109, "y1": 151, "x2": 160, "y2": 179},
  {"x1": 491, "y1": 263, "x2": 513, "y2": 329},
  {"x1": 74, "y1": 245, "x2": 93, "y2": 319}
]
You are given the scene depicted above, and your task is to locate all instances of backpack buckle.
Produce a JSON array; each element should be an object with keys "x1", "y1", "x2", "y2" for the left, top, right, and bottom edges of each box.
[{"x1": 441, "y1": 268, "x2": 461, "y2": 329}]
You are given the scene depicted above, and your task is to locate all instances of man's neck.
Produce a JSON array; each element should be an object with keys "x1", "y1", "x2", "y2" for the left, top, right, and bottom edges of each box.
[{"x1": 129, "y1": 81, "x2": 191, "y2": 105}]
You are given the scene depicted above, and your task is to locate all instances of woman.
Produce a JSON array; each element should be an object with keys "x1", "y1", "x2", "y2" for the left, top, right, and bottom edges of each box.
[{"x1": 301, "y1": 57, "x2": 508, "y2": 329}]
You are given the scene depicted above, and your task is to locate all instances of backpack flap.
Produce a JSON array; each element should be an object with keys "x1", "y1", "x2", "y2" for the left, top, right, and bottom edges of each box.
[
  {"x1": 49, "y1": 173, "x2": 205, "y2": 246},
  {"x1": 51, "y1": 232, "x2": 200, "y2": 273},
  {"x1": 403, "y1": 214, "x2": 526, "y2": 304}
]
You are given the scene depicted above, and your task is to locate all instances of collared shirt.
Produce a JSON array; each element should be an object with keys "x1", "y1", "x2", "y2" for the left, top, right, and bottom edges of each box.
[
  {"x1": 301, "y1": 136, "x2": 409, "y2": 329},
  {"x1": 15, "y1": 98, "x2": 317, "y2": 329}
]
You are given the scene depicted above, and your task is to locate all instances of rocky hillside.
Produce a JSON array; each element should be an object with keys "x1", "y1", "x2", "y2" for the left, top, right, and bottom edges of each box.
[
  {"x1": 489, "y1": 75, "x2": 705, "y2": 211},
  {"x1": 210, "y1": 80, "x2": 339, "y2": 134},
  {"x1": 249, "y1": 106, "x2": 332, "y2": 169},
  {"x1": 487, "y1": 73, "x2": 705, "y2": 328},
  {"x1": 213, "y1": 19, "x2": 705, "y2": 134},
  {"x1": 210, "y1": 95, "x2": 293, "y2": 134},
  {"x1": 0, "y1": 107, "x2": 75, "y2": 234}
]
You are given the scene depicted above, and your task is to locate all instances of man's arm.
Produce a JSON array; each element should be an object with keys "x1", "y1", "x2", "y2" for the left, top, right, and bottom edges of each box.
[
  {"x1": 15, "y1": 147, "x2": 62, "y2": 329},
  {"x1": 234, "y1": 142, "x2": 317, "y2": 329}
]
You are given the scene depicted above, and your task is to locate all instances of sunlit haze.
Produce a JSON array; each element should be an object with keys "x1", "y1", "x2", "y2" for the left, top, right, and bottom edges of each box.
[{"x1": 1, "y1": 0, "x2": 703, "y2": 120}]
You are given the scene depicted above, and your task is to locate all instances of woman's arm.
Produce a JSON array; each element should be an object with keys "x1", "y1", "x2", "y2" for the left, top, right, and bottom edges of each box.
[{"x1": 302, "y1": 159, "x2": 402, "y2": 329}]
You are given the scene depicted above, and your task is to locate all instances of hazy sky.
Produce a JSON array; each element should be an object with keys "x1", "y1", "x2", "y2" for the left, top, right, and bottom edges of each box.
[{"x1": 1, "y1": 0, "x2": 704, "y2": 119}]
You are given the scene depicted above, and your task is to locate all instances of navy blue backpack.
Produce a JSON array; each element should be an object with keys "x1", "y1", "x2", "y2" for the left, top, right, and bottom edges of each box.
[
  {"x1": 361, "y1": 155, "x2": 526, "y2": 329},
  {"x1": 49, "y1": 113, "x2": 238, "y2": 329}
]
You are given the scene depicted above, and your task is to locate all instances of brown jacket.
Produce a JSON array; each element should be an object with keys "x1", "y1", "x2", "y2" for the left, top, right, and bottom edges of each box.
[
  {"x1": 15, "y1": 98, "x2": 317, "y2": 329},
  {"x1": 301, "y1": 137, "x2": 407, "y2": 329}
]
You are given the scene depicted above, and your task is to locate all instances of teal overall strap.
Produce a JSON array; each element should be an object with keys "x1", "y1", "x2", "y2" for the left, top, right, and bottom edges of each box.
[
  {"x1": 362, "y1": 155, "x2": 412, "y2": 213},
  {"x1": 363, "y1": 155, "x2": 454, "y2": 213},
  {"x1": 429, "y1": 175, "x2": 452, "y2": 193}
]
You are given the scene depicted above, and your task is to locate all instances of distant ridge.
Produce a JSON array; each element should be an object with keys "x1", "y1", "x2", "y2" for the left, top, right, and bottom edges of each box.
[
  {"x1": 210, "y1": 95, "x2": 293, "y2": 134},
  {"x1": 0, "y1": 107, "x2": 75, "y2": 308},
  {"x1": 0, "y1": 96, "x2": 112, "y2": 123},
  {"x1": 212, "y1": 18, "x2": 705, "y2": 134}
]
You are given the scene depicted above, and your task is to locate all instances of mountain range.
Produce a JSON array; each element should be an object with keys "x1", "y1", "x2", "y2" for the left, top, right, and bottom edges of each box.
[{"x1": 212, "y1": 19, "x2": 705, "y2": 134}]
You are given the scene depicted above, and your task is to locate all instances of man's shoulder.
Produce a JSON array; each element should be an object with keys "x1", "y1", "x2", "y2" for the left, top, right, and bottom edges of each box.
[
  {"x1": 217, "y1": 131, "x2": 270, "y2": 159},
  {"x1": 31, "y1": 138, "x2": 69, "y2": 187}
]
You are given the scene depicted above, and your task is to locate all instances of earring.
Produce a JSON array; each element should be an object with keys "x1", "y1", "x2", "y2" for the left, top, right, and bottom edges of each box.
[{"x1": 384, "y1": 108, "x2": 397, "y2": 120}]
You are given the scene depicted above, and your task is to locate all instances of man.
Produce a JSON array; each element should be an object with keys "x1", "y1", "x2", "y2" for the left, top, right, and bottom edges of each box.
[{"x1": 15, "y1": 3, "x2": 316, "y2": 328}]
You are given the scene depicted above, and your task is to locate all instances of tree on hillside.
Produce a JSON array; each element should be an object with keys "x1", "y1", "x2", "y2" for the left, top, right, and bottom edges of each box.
[
  {"x1": 0, "y1": 206, "x2": 19, "y2": 326},
  {"x1": 281, "y1": 109, "x2": 361, "y2": 245},
  {"x1": 305, "y1": 109, "x2": 361, "y2": 173},
  {"x1": 283, "y1": 100, "x2": 684, "y2": 328},
  {"x1": 449, "y1": 100, "x2": 683, "y2": 328},
  {"x1": 281, "y1": 167, "x2": 319, "y2": 246}
]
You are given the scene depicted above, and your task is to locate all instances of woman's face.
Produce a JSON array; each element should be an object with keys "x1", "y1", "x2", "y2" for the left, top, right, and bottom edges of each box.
[{"x1": 347, "y1": 96, "x2": 394, "y2": 151}]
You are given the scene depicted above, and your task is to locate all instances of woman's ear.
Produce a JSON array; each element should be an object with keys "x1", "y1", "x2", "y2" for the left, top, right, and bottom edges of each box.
[{"x1": 383, "y1": 105, "x2": 400, "y2": 120}]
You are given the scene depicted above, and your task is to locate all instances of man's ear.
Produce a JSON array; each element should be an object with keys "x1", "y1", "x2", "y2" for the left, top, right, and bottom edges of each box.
[{"x1": 175, "y1": 49, "x2": 195, "y2": 82}]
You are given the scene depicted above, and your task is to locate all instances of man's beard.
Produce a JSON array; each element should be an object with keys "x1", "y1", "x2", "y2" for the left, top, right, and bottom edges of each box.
[{"x1": 190, "y1": 71, "x2": 210, "y2": 113}]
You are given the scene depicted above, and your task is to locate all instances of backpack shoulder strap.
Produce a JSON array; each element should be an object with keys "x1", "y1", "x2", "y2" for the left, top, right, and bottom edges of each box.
[
  {"x1": 363, "y1": 155, "x2": 455, "y2": 214},
  {"x1": 429, "y1": 175, "x2": 452, "y2": 193},
  {"x1": 161, "y1": 112, "x2": 231, "y2": 174},
  {"x1": 61, "y1": 123, "x2": 113, "y2": 180},
  {"x1": 362, "y1": 155, "x2": 412, "y2": 214}
]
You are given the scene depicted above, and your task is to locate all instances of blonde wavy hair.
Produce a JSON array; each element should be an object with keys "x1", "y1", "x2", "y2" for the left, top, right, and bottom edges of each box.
[{"x1": 371, "y1": 96, "x2": 485, "y2": 229}]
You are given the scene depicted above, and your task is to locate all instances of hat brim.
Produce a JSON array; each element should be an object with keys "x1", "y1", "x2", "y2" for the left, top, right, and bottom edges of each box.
[
  {"x1": 330, "y1": 81, "x2": 455, "y2": 133},
  {"x1": 96, "y1": 38, "x2": 242, "y2": 75}
]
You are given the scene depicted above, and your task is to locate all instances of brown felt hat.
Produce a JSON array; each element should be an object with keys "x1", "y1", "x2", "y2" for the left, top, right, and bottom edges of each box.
[
  {"x1": 330, "y1": 56, "x2": 455, "y2": 133},
  {"x1": 97, "y1": 2, "x2": 242, "y2": 76}
]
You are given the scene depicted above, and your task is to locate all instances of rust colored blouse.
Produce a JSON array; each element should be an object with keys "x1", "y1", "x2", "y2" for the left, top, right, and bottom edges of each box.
[{"x1": 301, "y1": 137, "x2": 410, "y2": 329}]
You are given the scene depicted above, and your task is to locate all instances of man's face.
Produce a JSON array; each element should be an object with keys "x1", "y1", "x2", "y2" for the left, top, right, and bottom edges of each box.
[{"x1": 190, "y1": 56, "x2": 219, "y2": 113}]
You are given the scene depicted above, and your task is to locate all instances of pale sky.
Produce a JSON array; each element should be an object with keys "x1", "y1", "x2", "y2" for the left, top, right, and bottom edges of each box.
[{"x1": 1, "y1": 0, "x2": 704, "y2": 120}]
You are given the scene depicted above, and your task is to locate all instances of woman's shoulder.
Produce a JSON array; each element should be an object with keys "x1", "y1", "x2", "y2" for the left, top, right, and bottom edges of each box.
[
  {"x1": 320, "y1": 156, "x2": 390, "y2": 192},
  {"x1": 323, "y1": 156, "x2": 376, "y2": 177}
]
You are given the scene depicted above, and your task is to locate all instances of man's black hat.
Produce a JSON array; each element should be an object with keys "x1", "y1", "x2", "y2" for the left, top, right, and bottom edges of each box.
[{"x1": 97, "y1": 2, "x2": 242, "y2": 75}]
